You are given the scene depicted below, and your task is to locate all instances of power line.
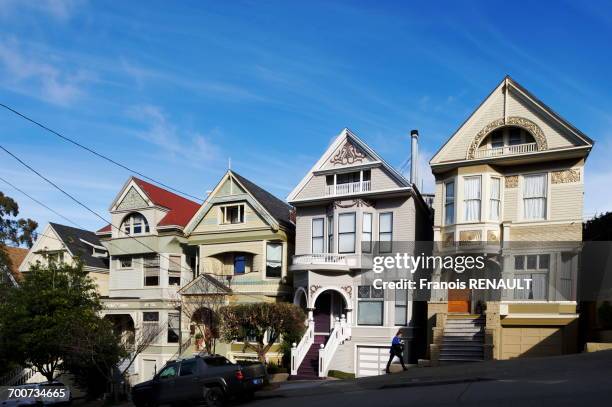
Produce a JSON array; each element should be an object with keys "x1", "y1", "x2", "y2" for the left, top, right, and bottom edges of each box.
[{"x1": 0, "y1": 102, "x2": 203, "y2": 202}]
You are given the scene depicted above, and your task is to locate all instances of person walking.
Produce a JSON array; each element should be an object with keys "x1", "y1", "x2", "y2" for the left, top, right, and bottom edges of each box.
[{"x1": 386, "y1": 330, "x2": 407, "y2": 373}]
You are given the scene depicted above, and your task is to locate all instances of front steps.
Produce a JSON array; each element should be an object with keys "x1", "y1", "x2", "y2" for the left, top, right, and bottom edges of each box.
[
  {"x1": 291, "y1": 334, "x2": 328, "y2": 380},
  {"x1": 439, "y1": 314, "x2": 485, "y2": 364}
]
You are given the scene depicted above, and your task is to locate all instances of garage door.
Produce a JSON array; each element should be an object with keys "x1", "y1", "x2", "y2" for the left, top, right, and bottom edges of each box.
[
  {"x1": 356, "y1": 346, "x2": 388, "y2": 377},
  {"x1": 501, "y1": 327, "x2": 563, "y2": 359},
  {"x1": 142, "y1": 359, "x2": 158, "y2": 382}
]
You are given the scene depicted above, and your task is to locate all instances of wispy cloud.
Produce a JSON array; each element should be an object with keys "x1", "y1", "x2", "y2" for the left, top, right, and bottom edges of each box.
[
  {"x1": 0, "y1": 38, "x2": 93, "y2": 105},
  {"x1": 0, "y1": 0, "x2": 83, "y2": 21},
  {"x1": 126, "y1": 104, "x2": 224, "y2": 166}
]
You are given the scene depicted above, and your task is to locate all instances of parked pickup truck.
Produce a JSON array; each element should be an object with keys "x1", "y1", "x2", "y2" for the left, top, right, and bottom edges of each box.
[{"x1": 131, "y1": 355, "x2": 266, "y2": 407}]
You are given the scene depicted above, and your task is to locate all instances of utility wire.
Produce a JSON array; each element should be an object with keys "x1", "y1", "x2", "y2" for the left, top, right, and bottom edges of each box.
[{"x1": 0, "y1": 103, "x2": 203, "y2": 202}]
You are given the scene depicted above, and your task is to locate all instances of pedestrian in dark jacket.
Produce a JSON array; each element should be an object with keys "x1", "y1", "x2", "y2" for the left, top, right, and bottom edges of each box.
[{"x1": 386, "y1": 330, "x2": 407, "y2": 373}]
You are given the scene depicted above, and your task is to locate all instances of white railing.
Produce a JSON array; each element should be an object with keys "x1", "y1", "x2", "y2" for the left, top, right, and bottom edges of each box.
[
  {"x1": 292, "y1": 253, "x2": 347, "y2": 266},
  {"x1": 318, "y1": 315, "x2": 351, "y2": 377},
  {"x1": 290, "y1": 318, "x2": 315, "y2": 375},
  {"x1": 325, "y1": 180, "x2": 371, "y2": 196},
  {"x1": 474, "y1": 142, "x2": 537, "y2": 159}
]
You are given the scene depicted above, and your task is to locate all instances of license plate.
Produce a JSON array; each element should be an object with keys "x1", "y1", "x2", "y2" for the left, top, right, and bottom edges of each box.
[{"x1": 252, "y1": 378, "x2": 263, "y2": 385}]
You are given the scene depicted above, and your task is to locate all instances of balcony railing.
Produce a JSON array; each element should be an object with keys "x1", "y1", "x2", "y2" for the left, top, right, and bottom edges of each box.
[
  {"x1": 292, "y1": 253, "x2": 347, "y2": 266},
  {"x1": 474, "y1": 142, "x2": 537, "y2": 159},
  {"x1": 325, "y1": 180, "x2": 371, "y2": 196}
]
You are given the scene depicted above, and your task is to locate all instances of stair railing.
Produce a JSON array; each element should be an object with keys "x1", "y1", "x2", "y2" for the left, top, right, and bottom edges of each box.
[
  {"x1": 290, "y1": 317, "x2": 315, "y2": 375},
  {"x1": 318, "y1": 315, "x2": 351, "y2": 377}
]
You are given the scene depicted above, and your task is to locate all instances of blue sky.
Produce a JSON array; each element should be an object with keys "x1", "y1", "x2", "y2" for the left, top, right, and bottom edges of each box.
[{"x1": 0, "y1": 0, "x2": 611, "y2": 232}]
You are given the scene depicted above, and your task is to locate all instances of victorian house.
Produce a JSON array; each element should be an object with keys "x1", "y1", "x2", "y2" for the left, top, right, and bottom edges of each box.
[
  {"x1": 180, "y1": 170, "x2": 294, "y2": 363},
  {"x1": 287, "y1": 129, "x2": 432, "y2": 378},
  {"x1": 19, "y1": 223, "x2": 109, "y2": 295},
  {"x1": 428, "y1": 76, "x2": 593, "y2": 363},
  {"x1": 96, "y1": 177, "x2": 200, "y2": 384}
]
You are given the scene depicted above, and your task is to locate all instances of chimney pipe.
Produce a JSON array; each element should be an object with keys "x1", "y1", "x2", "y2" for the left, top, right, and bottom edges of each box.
[{"x1": 410, "y1": 129, "x2": 419, "y2": 186}]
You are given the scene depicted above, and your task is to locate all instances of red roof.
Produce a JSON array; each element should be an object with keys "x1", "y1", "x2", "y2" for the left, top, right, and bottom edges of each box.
[
  {"x1": 4, "y1": 246, "x2": 27, "y2": 282},
  {"x1": 97, "y1": 177, "x2": 201, "y2": 233}
]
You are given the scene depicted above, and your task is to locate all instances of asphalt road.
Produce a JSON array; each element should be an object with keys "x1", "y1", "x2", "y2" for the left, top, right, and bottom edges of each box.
[{"x1": 247, "y1": 351, "x2": 612, "y2": 407}]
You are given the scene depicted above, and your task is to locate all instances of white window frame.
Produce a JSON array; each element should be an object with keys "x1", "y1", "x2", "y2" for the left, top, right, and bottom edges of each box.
[
  {"x1": 220, "y1": 204, "x2": 245, "y2": 225},
  {"x1": 489, "y1": 176, "x2": 502, "y2": 221},
  {"x1": 362, "y1": 213, "x2": 372, "y2": 253},
  {"x1": 265, "y1": 242, "x2": 283, "y2": 278},
  {"x1": 463, "y1": 176, "x2": 482, "y2": 222},
  {"x1": 119, "y1": 257, "x2": 133, "y2": 269},
  {"x1": 514, "y1": 254, "x2": 550, "y2": 300},
  {"x1": 168, "y1": 255, "x2": 181, "y2": 286},
  {"x1": 521, "y1": 173, "x2": 548, "y2": 221},
  {"x1": 121, "y1": 213, "x2": 150, "y2": 236},
  {"x1": 378, "y1": 212, "x2": 393, "y2": 253},
  {"x1": 338, "y1": 212, "x2": 356, "y2": 254},
  {"x1": 444, "y1": 180, "x2": 455, "y2": 225},
  {"x1": 312, "y1": 218, "x2": 325, "y2": 254}
]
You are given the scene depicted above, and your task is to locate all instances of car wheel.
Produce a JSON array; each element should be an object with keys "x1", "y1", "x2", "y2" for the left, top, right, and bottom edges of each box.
[{"x1": 204, "y1": 387, "x2": 225, "y2": 407}]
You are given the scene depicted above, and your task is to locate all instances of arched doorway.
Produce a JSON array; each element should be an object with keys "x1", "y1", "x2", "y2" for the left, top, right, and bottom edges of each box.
[
  {"x1": 191, "y1": 307, "x2": 218, "y2": 352},
  {"x1": 313, "y1": 290, "x2": 347, "y2": 334},
  {"x1": 104, "y1": 314, "x2": 135, "y2": 350}
]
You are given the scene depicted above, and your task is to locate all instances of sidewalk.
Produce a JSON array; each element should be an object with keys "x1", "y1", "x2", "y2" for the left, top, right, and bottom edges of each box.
[{"x1": 255, "y1": 350, "x2": 612, "y2": 400}]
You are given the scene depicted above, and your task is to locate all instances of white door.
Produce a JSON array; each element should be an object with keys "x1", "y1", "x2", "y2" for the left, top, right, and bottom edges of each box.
[
  {"x1": 356, "y1": 346, "x2": 388, "y2": 377},
  {"x1": 142, "y1": 359, "x2": 157, "y2": 382}
]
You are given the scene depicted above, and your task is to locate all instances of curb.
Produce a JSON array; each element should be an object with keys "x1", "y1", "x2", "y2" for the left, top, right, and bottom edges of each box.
[{"x1": 378, "y1": 376, "x2": 494, "y2": 390}]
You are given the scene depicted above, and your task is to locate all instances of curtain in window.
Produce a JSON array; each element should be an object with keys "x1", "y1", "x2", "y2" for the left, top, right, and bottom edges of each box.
[
  {"x1": 463, "y1": 177, "x2": 481, "y2": 221},
  {"x1": 266, "y1": 243, "x2": 282, "y2": 278},
  {"x1": 362, "y1": 213, "x2": 372, "y2": 253},
  {"x1": 379, "y1": 212, "x2": 393, "y2": 253},
  {"x1": 490, "y1": 178, "x2": 501, "y2": 220},
  {"x1": 531, "y1": 273, "x2": 547, "y2": 300},
  {"x1": 523, "y1": 174, "x2": 546, "y2": 219}
]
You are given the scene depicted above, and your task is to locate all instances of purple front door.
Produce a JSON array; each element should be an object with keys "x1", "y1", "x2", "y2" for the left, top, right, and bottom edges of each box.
[{"x1": 314, "y1": 292, "x2": 331, "y2": 333}]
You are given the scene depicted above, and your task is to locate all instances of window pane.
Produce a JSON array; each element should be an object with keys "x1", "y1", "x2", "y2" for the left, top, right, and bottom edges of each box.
[
  {"x1": 358, "y1": 301, "x2": 383, "y2": 325},
  {"x1": 527, "y1": 255, "x2": 537, "y2": 269},
  {"x1": 395, "y1": 305, "x2": 407, "y2": 326},
  {"x1": 539, "y1": 254, "x2": 550, "y2": 269},
  {"x1": 167, "y1": 313, "x2": 179, "y2": 343},
  {"x1": 491, "y1": 130, "x2": 504, "y2": 148},
  {"x1": 234, "y1": 255, "x2": 246, "y2": 274},
  {"x1": 514, "y1": 256, "x2": 524, "y2": 270},
  {"x1": 312, "y1": 218, "x2": 324, "y2": 237},
  {"x1": 362, "y1": 213, "x2": 372, "y2": 253},
  {"x1": 445, "y1": 202, "x2": 455, "y2": 225},
  {"x1": 338, "y1": 213, "x2": 356, "y2": 233},
  {"x1": 358, "y1": 285, "x2": 370, "y2": 299},
  {"x1": 180, "y1": 360, "x2": 197, "y2": 376},
  {"x1": 509, "y1": 127, "x2": 522, "y2": 145},
  {"x1": 445, "y1": 182, "x2": 454, "y2": 202},
  {"x1": 379, "y1": 213, "x2": 393, "y2": 233},
  {"x1": 266, "y1": 243, "x2": 282, "y2": 278},
  {"x1": 464, "y1": 177, "x2": 481, "y2": 222},
  {"x1": 159, "y1": 364, "x2": 178, "y2": 379},
  {"x1": 523, "y1": 174, "x2": 546, "y2": 219},
  {"x1": 312, "y1": 237, "x2": 325, "y2": 253},
  {"x1": 338, "y1": 233, "x2": 355, "y2": 253}
]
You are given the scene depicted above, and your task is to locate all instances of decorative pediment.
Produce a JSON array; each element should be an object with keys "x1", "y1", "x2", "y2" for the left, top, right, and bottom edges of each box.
[
  {"x1": 466, "y1": 116, "x2": 548, "y2": 160},
  {"x1": 116, "y1": 187, "x2": 148, "y2": 210},
  {"x1": 330, "y1": 141, "x2": 367, "y2": 165}
]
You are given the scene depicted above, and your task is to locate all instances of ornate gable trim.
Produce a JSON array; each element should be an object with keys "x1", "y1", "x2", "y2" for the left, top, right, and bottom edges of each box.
[
  {"x1": 467, "y1": 116, "x2": 548, "y2": 160},
  {"x1": 116, "y1": 186, "x2": 148, "y2": 210},
  {"x1": 330, "y1": 141, "x2": 367, "y2": 165}
]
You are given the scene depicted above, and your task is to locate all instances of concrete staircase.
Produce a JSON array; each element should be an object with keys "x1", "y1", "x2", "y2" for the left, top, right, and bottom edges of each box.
[
  {"x1": 292, "y1": 334, "x2": 328, "y2": 380},
  {"x1": 439, "y1": 314, "x2": 485, "y2": 364}
]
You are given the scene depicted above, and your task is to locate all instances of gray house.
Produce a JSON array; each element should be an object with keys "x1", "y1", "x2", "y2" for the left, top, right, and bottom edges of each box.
[{"x1": 287, "y1": 128, "x2": 432, "y2": 378}]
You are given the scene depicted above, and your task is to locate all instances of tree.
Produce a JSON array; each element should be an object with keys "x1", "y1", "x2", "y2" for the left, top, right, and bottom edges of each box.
[
  {"x1": 0, "y1": 191, "x2": 37, "y2": 269},
  {"x1": 0, "y1": 260, "x2": 104, "y2": 382},
  {"x1": 218, "y1": 302, "x2": 306, "y2": 364}
]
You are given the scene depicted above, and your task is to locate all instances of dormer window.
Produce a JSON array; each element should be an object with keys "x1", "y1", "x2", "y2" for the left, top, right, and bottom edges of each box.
[
  {"x1": 221, "y1": 204, "x2": 245, "y2": 224},
  {"x1": 122, "y1": 213, "x2": 150, "y2": 236}
]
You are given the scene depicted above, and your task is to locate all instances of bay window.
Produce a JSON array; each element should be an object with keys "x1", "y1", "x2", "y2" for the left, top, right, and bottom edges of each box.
[
  {"x1": 143, "y1": 312, "x2": 160, "y2": 342},
  {"x1": 143, "y1": 254, "x2": 160, "y2": 286},
  {"x1": 266, "y1": 242, "x2": 282, "y2": 278},
  {"x1": 523, "y1": 174, "x2": 547, "y2": 220},
  {"x1": 463, "y1": 176, "x2": 481, "y2": 222},
  {"x1": 362, "y1": 213, "x2": 372, "y2": 253},
  {"x1": 490, "y1": 177, "x2": 501, "y2": 221},
  {"x1": 338, "y1": 213, "x2": 356, "y2": 254},
  {"x1": 312, "y1": 218, "x2": 325, "y2": 253},
  {"x1": 444, "y1": 181, "x2": 455, "y2": 225},
  {"x1": 379, "y1": 212, "x2": 393, "y2": 253}
]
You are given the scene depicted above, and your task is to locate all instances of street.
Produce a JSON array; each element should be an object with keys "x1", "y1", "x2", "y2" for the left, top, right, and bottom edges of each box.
[{"x1": 247, "y1": 350, "x2": 612, "y2": 407}]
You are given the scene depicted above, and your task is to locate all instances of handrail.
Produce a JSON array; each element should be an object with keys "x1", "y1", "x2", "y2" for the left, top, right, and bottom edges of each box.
[
  {"x1": 290, "y1": 318, "x2": 315, "y2": 375},
  {"x1": 318, "y1": 315, "x2": 350, "y2": 377},
  {"x1": 325, "y1": 180, "x2": 372, "y2": 196},
  {"x1": 474, "y1": 142, "x2": 537, "y2": 159}
]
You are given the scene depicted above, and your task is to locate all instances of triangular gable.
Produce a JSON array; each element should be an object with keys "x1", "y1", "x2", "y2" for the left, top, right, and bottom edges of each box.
[
  {"x1": 179, "y1": 273, "x2": 232, "y2": 295},
  {"x1": 431, "y1": 76, "x2": 593, "y2": 166},
  {"x1": 287, "y1": 128, "x2": 411, "y2": 201},
  {"x1": 184, "y1": 171, "x2": 283, "y2": 234},
  {"x1": 109, "y1": 178, "x2": 154, "y2": 212},
  {"x1": 19, "y1": 224, "x2": 70, "y2": 272}
]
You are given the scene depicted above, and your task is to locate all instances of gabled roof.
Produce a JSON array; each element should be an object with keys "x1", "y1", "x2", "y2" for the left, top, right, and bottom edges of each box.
[
  {"x1": 184, "y1": 170, "x2": 294, "y2": 234},
  {"x1": 98, "y1": 177, "x2": 201, "y2": 234},
  {"x1": 287, "y1": 128, "x2": 411, "y2": 202},
  {"x1": 230, "y1": 171, "x2": 294, "y2": 229},
  {"x1": 430, "y1": 76, "x2": 593, "y2": 166},
  {"x1": 179, "y1": 273, "x2": 232, "y2": 295},
  {"x1": 49, "y1": 223, "x2": 108, "y2": 269}
]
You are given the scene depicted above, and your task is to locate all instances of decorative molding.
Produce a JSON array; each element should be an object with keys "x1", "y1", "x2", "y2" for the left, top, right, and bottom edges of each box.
[
  {"x1": 116, "y1": 187, "x2": 148, "y2": 210},
  {"x1": 309, "y1": 284, "x2": 321, "y2": 295},
  {"x1": 487, "y1": 230, "x2": 499, "y2": 242},
  {"x1": 505, "y1": 175, "x2": 519, "y2": 188},
  {"x1": 442, "y1": 233, "x2": 454, "y2": 247},
  {"x1": 551, "y1": 169, "x2": 580, "y2": 184},
  {"x1": 330, "y1": 141, "x2": 367, "y2": 165},
  {"x1": 459, "y1": 230, "x2": 481, "y2": 242},
  {"x1": 466, "y1": 116, "x2": 548, "y2": 160},
  {"x1": 332, "y1": 199, "x2": 375, "y2": 209},
  {"x1": 341, "y1": 285, "x2": 352, "y2": 298}
]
